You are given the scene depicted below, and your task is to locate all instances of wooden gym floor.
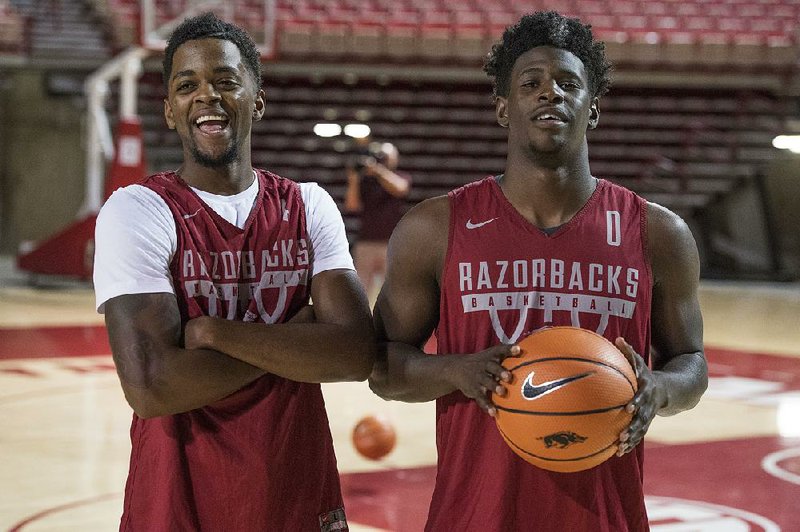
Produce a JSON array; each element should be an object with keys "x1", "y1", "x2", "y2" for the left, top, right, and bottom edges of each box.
[{"x1": 1, "y1": 255, "x2": 799, "y2": 531}]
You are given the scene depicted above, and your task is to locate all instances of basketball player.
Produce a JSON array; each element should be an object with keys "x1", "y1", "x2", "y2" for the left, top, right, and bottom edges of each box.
[
  {"x1": 369, "y1": 11, "x2": 708, "y2": 531},
  {"x1": 93, "y1": 13, "x2": 374, "y2": 531}
]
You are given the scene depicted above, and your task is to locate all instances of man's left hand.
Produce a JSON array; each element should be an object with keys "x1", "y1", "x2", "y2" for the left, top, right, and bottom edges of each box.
[{"x1": 615, "y1": 337, "x2": 667, "y2": 456}]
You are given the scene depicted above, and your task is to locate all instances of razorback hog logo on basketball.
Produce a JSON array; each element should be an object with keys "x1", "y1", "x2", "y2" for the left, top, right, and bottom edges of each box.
[
  {"x1": 458, "y1": 258, "x2": 640, "y2": 343},
  {"x1": 522, "y1": 370, "x2": 594, "y2": 400},
  {"x1": 539, "y1": 431, "x2": 588, "y2": 449},
  {"x1": 180, "y1": 240, "x2": 309, "y2": 323}
]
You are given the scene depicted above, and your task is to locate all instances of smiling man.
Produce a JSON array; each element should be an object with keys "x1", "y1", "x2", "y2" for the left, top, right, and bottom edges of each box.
[
  {"x1": 93, "y1": 12, "x2": 374, "y2": 531},
  {"x1": 368, "y1": 11, "x2": 708, "y2": 531}
]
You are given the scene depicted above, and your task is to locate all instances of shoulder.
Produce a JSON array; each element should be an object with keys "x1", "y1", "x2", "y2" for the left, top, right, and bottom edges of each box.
[
  {"x1": 297, "y1": 181, "x2": 328, "y2": 202},
  {"x1": 296, "y1": 181, "x2": 341, "y2": 219},
  {"x1": 450, "y1": 175, "x2": 495, "y2": 199},
  {"x1": 647, "y1": 202, "x2": 695, "y2": 248},
  {"x1": 395, "y1": 194, "x2": 449, "y2": 237},
  {"x1": 96, "y1": 185, "x2": 176, "y2": 248},
  {"x1": 388, "y1": 195, "x2": 450, "y2": 269},
  {"x1": 646, "y1": 201, "x2": 699, "y2": 283},
  {"x1": 99, "y1": 184, "x2": 171, "y2": 220},
  {"x1": 96, "y1": 185, "x2": 175, "y2": 254},
  {"x1": 256, "y1": 168, "x2": 299, "y2": 193}
]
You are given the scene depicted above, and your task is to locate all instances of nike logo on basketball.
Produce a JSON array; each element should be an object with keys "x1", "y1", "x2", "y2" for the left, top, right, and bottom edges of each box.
[
  {"x1": 466, "y1": 217, "x2": 498, "y2": 229},
  {"x1": 522, "y1": 371, "x2": 594, "y2": 400}
]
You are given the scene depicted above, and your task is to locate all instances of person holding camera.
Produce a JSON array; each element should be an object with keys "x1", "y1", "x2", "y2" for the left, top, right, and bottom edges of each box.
[{"x1": 345, "y1": 140, "x2": 412, "y2": 301}]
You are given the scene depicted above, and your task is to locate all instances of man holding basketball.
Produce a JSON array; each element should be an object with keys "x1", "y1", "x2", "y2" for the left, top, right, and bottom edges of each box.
[
  {"x1": 94, "y1": 13, "x2": 374, "y2": 531},
  {"x1": 369, "y1": 11, "x2": 707, "y2": 531}
]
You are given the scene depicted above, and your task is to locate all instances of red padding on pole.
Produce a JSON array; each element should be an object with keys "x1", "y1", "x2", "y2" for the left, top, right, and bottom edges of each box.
[
  {"x1": 16, "y1": 214, "x2": 97, "y2": 279},
  {"x1": 104, "y1": 116, "x2": 146, "y2": 199}
]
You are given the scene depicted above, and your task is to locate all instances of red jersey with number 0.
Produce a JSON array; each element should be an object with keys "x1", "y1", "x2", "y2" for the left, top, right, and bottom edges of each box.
[
  {"x1": 123, "y1": 170, "x2": 346, "y2": 532},
  {"x1": 430, "y1": 176, "x2": 652, "y2": 531}
]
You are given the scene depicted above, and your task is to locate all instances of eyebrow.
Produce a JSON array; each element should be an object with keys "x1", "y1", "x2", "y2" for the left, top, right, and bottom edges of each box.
[
  {"x1": 519, "y1": 66, "x2": 582, "y2": 78},
  {"x1": 172, "y1": 66, "x2": 242, "y2": 81}
]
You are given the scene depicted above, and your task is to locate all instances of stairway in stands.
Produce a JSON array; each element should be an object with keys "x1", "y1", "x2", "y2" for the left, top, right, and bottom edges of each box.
[{"x1": 9, "y1": 0, "x2": 111, "y2": 66}]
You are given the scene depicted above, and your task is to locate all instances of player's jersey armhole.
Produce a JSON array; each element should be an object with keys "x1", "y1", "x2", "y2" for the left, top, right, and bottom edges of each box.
[
  {"x1": 639, "y1": 196, "x2": 654, "y2": 287},
  {"x1": 436, "y1": 193, "x2": 459, "y2": 352}
]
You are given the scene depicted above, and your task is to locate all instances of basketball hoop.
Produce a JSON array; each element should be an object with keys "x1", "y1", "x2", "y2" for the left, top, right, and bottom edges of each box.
[{"x1": 139, "y1": 0, "x2": 276, "y2": 58}]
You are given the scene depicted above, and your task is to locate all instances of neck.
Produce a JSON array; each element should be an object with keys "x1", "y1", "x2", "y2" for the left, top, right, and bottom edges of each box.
[
  {"x1": 499, "y1": 151, "x2": 597, "y2": 228},
  {"x1": 178, "y1": 157, "x2": 255, "y2": 196}
]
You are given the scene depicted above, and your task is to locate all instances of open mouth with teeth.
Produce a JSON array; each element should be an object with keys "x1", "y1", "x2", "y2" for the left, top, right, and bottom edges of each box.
[
  {"x1": 196, "y1": 114, "x2": 229, "y2": 134},
  {"x1": 535, "y1": 114, "x2": 566, "y2": 123}
]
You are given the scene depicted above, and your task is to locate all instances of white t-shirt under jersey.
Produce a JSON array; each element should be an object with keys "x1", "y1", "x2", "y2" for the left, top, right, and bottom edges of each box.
[{"x1": 93, "y1": 177, "x2": 354, "y2": 312}]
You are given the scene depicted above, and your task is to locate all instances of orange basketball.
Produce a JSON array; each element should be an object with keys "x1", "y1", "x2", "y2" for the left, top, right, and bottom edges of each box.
[
  {"x1": 493, "y1": 326, "x2": 637, "y2": 473},
  {"x1": 352, "y1": 415, "x2": 397, "y2": 460}
]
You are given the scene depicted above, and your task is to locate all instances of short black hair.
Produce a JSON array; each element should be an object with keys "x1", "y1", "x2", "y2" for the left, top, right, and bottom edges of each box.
[
  {"x1": 162, "y1": 12, "x2": 263, "y2": 90},
  {"x1": 484, "y1": 11, "x2": 612, "y2": 99}
]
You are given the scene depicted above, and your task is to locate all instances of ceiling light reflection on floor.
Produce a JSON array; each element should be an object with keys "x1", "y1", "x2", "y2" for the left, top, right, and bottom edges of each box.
[{"x1": 777, "y1": 396, "x2": 800, "y2": 438}]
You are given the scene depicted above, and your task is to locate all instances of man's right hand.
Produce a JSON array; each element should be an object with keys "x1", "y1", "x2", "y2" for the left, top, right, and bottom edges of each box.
[{"x1": 443, "y1": 344, "x2": 521, "y2": 416}]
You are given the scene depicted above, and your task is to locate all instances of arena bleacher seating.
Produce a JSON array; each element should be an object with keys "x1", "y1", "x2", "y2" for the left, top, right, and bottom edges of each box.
[
  {"x1": 100, "y1": 0, "x2": 799, "y2": 68},
  {"x1": 135, "y1": 70, "x2": 787, "y2": 229},
  {"x1": 2, "y1": 0, "x2": 111, "y2": 64},
  {"x1": 2, "y1": 0, "x2": 795, "y2": 277}
]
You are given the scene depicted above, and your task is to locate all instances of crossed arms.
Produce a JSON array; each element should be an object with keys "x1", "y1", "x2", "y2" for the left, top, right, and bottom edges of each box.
[{"x1": 105, "y1": 268, "x2": 375, "y2": 418}]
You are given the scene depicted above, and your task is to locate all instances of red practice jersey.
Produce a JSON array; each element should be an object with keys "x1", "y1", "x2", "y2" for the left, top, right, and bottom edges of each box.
[
  {"x1": 430, "y1": 176, "x2": 652, "y2": 531},
  {"x1": 122, "y1": 170, "x2": 346, "y2": 531}
]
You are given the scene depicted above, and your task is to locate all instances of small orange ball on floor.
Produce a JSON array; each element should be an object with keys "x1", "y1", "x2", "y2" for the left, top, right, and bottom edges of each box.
[{"x1": 352, "y1": 415, "x2": 397, "y2": 460}]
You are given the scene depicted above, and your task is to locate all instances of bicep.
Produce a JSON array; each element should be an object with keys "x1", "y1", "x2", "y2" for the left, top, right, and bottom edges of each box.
[
  {"x1": 104, "y1": 292, "x2": 181, "y2": 388},
  {"x1": 310, "y1": 269, "x2": 372, "y2": 331},
  {"x1": 649, "y1": 205, "x2": 704, "y2": 369},
  {"x1": 374, "y1": 201, "x2": 445, "y2": 348}
]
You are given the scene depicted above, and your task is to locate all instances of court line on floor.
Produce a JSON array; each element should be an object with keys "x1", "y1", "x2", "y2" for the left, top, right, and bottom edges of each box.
[
  {"x1": 7, "y1": 492, "x2": 122, "y2": 531},
  {"x1": 762, "y1": 447, "x2": 800, "y2": 486}
]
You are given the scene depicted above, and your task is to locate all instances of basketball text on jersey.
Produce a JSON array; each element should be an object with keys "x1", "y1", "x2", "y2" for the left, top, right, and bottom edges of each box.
[
  {"x1": 458, "y1": 257, "x2": 640, "y2": 342},
  {"x1": 180, "y1": 239, "x2": 309, "y2": 322}
]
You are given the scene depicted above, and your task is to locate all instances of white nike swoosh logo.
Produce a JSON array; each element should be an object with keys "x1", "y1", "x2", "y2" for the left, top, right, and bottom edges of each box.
[
  {"x1": 466, "y1": 217, "x2": 498, "y2": 229},
  {"x1": 183, "y1": 208, "x2": 202, "y2": 220},
  {"x1": 522, "y1": 370, "x2": 594, "y2": 400}
]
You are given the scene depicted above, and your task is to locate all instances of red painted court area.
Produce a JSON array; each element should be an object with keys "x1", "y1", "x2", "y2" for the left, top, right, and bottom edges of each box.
[
  {"x1": 0, "y1": 325, "x2": 110, "y2": 360},
  {"x1": 341, "y1": 434, "x2": 800, "y2": 530},
  {"x1": 1, "y1": 324, "x2": 799, "y2": 531}
]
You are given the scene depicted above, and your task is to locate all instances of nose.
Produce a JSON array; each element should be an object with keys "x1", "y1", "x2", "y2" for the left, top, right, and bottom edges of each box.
[
  {"x1": 195, "y1": 81, "x2": 221, "y2": 103},
  {"x1": 538, "y1": 79, "x2": 564, "y2": 103}
]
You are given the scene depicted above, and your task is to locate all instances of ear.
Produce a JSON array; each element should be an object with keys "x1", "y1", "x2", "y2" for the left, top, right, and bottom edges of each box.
[
  {"x1": 253, "y1": 89, "x2": 266, "y2": 121},
  {"x1": 164, "y1": 98, "x2": 175, "y2": 129},
  {"x1": 588, "y1": 98, "x2": 600, "y2": 130},
  {"x1": 495, "y1": 96, "x2": 509, "y2": 128}
]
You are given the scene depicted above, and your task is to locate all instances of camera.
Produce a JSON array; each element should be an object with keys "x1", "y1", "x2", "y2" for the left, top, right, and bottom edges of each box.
[{"x1": 350, "y1": 142, "x2": 388, "y2": 171}]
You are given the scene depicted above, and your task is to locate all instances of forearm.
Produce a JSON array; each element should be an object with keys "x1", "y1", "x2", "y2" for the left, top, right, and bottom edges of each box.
[
  {"x1": 190, "y1": 318, "x2": 375, "y2": 383},
  {"x1": 369, "y1": 341, "x2": 458, "y2": 402},
  {"x1": 375, "y1": 168, "x2": 410, "y2": 198},
  {"x1": 653, "y1": 351, "x2": 708, "y2": 416},
  {"x1": 105, "y1": 293, "x2": 264, "y2": 418},
  {"x1": 344, "y1": 170, "x2": 362, "y2": 212},
  {"x1": 114, "y1": 344, "x2": 263, "y2": 418}
]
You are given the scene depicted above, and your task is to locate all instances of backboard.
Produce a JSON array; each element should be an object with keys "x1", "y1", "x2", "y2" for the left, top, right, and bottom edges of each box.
[{"x1": 139, "y1": 0, "x2": 276, "y2": 58}]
